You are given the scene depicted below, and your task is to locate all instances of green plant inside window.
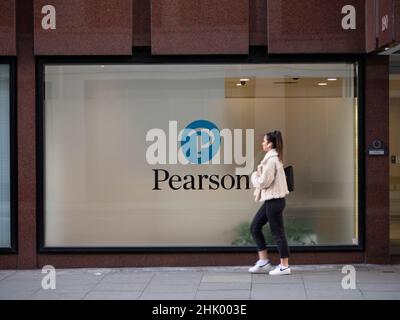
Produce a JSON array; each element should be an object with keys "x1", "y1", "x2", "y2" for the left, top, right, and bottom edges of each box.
[{"x1": 231, "y1": 219, "x2": 317, "y2": 246}]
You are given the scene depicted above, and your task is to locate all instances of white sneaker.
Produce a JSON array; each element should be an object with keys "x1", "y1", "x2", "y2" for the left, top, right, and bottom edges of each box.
[
  {"x1": 248, "y1": 260, "x2": 272, "y2": 273},
  {"x1": 269, "y1": 264, "x2": 291, "y2": 276}
]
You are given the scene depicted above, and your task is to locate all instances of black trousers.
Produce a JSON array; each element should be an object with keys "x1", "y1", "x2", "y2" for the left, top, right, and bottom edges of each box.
[{"x1": 250, "y1": 197, "x2": 290, "y2": 258}]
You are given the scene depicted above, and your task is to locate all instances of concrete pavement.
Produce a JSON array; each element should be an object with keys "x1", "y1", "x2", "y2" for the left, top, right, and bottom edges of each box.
[{"x1": 0, "y1": 264, "x2": 399, "y2": 300}]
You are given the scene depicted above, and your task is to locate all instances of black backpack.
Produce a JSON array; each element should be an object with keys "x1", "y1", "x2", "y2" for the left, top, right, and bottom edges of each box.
[
  {"x1": 270, "y1": 155, "x2": 294, "y2": 192},
  {"x1": 284, "y1": 166, "x2": 294, "y2": 192}
]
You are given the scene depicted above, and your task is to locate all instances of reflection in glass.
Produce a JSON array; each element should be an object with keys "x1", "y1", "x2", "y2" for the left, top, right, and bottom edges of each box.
[{"x1": 0, "y1": 65, "x2": 10, "y2": 248}]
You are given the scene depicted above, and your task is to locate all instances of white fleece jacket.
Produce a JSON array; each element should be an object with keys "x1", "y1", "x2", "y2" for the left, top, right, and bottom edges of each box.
[{"x1": 251, "y1": 148, "x2": 289, "y2": 202}]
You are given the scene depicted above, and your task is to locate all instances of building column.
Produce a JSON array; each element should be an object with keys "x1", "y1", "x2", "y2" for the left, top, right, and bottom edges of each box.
[
  {"x1": 16, "y1": 0, "x2": 36, "y2": 269},
  {"x1": 364, "y1": 54, "x2": 390, "y2": 264}
]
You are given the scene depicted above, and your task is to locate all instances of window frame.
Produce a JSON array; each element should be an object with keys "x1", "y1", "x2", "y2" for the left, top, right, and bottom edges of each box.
[
  {"x1": 36, "y1": 47, "x2": 365, "y2": 253},
  {"x1": 0, "y1": 57, "x2": 17, "y2": 254}
]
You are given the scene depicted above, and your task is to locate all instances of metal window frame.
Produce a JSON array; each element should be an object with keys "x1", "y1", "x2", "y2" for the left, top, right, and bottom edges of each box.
[{"x1": 36, "y1": 46, "x2": 365, "y2": 253}]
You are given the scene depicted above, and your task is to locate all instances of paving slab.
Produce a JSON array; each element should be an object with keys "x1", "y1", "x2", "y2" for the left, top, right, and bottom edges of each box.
[
  {"x1": 143, "y1": 284, "x2": 199, "y2": 293},
  {"x1": 305, "y1": 290, "x2": 365, "y2": 300},
  {"x1": 198, "y1": 282, "x2": 251, "y2": 291},
  {"x1": 84, "y1": 291, "x2": 142, "y2": 300},
  {"x1": 92, "y1": 281, "x2": 148, "y2": 292},
  {"x1": 362, "y1": 291, "x2": 400, "y2": 300},
  {"x1": 29, "y1": 290, "x2": 88, "y2": 300},
  {"x1": 201, "y1": 273, "x2": 251, "y2": 283},
  {"x1": 251, "y1": 283, "x2": 307, "y2": 300},
  {"x1": 139, "y1": 292, "x2": 196, "y2": 300},
  {"x1": 196, "y1": 290, "x2": 251, "y2": 300},
  {"x1": 357, "y1": 282, "x2": 400, "y2": 292}
]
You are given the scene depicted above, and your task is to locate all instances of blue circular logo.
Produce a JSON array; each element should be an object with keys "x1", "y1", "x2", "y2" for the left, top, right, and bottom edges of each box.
[{"x1": 180, "y1": 120, "x2": 221, "y2": 164}]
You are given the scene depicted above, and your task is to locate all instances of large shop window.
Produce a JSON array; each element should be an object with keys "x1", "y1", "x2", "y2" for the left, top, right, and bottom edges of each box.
[
  {"x1": 0, "y1": 64, "x2": 11, "y2": 249},
  {"x1": 42, "y1": 63, "x2": 360, "y2": 249}
]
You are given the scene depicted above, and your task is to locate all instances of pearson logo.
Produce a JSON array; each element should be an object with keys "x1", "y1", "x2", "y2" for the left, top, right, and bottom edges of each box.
[
  {"x1": 146, "y1": 120, "x2": 254, "y2": 191},
  {"x1": 180, "y1": 119, "x2": 221, "y2": 165}
]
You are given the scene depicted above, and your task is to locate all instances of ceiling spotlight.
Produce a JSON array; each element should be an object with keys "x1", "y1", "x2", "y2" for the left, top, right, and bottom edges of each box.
[
  {"x1": 236, "y1": 83, "x2": 243, "y2": 87},
  {"x1": 239, "y1": 78, "x2": 249, "y2": 86},
  {"x1": 318, "y1": 82, "x2": 328, "y2": 86},
  {"x1": 327, "y1": 78, "x2": 337, "y2": 81}
]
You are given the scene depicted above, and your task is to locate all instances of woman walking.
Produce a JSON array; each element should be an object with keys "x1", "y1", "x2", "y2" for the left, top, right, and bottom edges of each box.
[{"x1": 249, "y1": 130, "x2": 291, "y2": 275}]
